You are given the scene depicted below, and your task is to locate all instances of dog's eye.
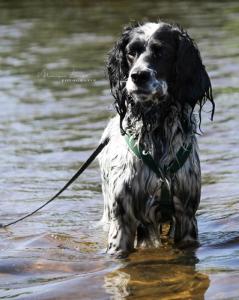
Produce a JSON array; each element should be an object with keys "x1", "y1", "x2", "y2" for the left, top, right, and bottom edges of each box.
[{"x1": 126, "y1": 51, "x2": 136, "y2": 62}]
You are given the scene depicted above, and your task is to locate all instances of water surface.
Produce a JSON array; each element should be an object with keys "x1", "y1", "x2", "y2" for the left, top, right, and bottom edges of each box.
[{"x1": 0, "y1": 1, "x2": 239, "y2": 299}]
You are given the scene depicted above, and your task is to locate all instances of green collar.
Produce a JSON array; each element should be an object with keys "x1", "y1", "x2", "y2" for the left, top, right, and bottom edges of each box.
[{"x1": 124, "y1": 134, "x2": 192, "y2": 178}]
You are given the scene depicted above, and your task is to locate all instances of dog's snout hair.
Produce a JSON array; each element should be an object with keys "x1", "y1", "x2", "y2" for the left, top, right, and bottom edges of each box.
[{"x1": 99, "y1": 21, "x2": 215, "y2": 258}]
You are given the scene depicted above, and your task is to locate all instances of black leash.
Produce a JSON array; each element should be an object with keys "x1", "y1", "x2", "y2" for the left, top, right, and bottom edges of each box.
[{"x1": 0, "y1": 137, "x2": 109, "y2": 229}]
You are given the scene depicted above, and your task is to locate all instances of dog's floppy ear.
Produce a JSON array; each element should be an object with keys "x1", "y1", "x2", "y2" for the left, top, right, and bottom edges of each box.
[
  {"x1": 107, "y1": 25, "x2": 135, "y2": 130},
  {"x1": 174, "y1": 28, "x2": 215, "y2": 119}
]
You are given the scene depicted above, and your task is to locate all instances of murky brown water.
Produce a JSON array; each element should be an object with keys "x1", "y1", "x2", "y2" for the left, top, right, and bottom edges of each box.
[{"x1": 0, "y1": 1, "x2": 238, "y2": 299}]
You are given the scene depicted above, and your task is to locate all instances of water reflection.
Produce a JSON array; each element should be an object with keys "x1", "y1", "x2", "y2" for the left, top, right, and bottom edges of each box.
[{"x1": 104, "y1": 248, "x2": 210, "y2": 299}]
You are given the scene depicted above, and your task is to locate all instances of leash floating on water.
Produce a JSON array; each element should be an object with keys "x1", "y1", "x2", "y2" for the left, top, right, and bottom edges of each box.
[{"x1": 0, "y1": 137, "x2": 109, "y2": 229}]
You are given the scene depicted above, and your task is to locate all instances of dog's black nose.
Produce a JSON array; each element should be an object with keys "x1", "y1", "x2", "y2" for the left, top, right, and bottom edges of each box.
[{"x1": 131, "y1": 70, "x2": 151, "y2": 85}]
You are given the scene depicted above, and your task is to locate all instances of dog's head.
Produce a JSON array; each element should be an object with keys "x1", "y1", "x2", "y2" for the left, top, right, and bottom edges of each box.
[{"x1": 107, "y1": 22, "x2": 214, "y2": 129}]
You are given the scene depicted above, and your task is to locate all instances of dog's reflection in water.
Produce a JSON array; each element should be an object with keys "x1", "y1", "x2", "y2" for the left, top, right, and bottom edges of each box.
[{"x1": 104, "y1": 248, "x2": 210, "y2": 299}]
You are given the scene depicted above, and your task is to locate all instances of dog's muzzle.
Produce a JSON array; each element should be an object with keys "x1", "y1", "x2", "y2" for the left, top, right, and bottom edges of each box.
[{"x1": 126, "y1": 68, "x2": 168, "y2": 102}]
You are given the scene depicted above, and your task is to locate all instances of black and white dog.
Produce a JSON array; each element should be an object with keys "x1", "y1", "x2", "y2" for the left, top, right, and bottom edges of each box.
[{"x1": 98, "y1": 22, "x2": 214, "y2": 257}]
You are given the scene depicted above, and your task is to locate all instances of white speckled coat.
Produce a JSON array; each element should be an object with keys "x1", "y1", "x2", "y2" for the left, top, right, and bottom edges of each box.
[
  {"x1": 99, "y1": 21, "x2": 214, "y2": 257},
  {"x1": 98, "y1": 107, "x2": 201, "y2": 256}
]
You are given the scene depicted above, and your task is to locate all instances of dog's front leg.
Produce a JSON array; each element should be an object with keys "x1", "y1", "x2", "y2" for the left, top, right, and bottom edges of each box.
[
  {"x1": 171, "y1": 172, "x2": 201, "y2": 248},
  {"x1": 171, "y1": 193, "x2": 199, "y2": 248},
  {"x1": 107, "y1": 207, "x2": 138, "y2": 258},
  {"x1": 173, "y1": 211, "x2": 199, "y2": 248}
]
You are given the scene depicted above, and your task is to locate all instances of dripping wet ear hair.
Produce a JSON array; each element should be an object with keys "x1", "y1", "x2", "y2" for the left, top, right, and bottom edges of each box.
[
  {"x1": 173, "y1": 25, "x2": 215, "y2": 123},
  {"x1": 107, "y1": 23, "x2": 139, "y2": 134}
]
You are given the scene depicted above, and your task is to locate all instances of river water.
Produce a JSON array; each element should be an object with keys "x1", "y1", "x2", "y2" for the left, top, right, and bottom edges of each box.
[{"x1": 0, "y1": 1, "x2": 238, "y2": 299}]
